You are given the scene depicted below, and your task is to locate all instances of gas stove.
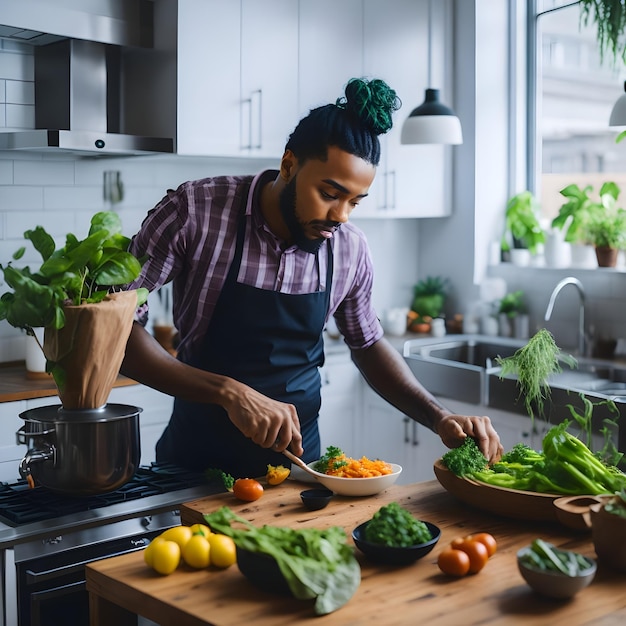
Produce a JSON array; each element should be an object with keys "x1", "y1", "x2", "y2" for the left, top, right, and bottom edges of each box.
[
  {"x1": 0, "y1": 462, "x2": 224, "y2": 548},
  {"x1": 0, "y1": 462, "x2": 225, "y2": 626}
]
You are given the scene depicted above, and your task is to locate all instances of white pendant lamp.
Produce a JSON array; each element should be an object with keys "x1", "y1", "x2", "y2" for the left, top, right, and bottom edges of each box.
[
  {"x1": 609, "y1": 81, "x2": 626, "y2": 126},
  {"x1": 401, "y1": 0, "x2": 463, "y2": 145}
]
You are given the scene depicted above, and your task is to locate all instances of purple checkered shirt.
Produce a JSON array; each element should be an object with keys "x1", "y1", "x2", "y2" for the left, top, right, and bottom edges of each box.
[{"x1": 128, "y1": 169, "x2": 383, "y2": 362}]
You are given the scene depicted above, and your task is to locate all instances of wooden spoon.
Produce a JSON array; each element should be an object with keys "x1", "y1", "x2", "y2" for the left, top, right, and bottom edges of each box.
[{"x1": 282, "y1": 449, "x2": 320, "y2": 478}]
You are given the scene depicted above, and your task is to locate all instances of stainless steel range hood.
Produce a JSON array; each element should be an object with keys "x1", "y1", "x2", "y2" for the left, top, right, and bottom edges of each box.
[{"x1": 0, "y1": 0, "x2": 174, "y2": 156}]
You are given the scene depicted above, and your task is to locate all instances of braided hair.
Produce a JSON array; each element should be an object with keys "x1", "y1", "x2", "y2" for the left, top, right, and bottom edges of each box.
[{"x1": 285, "y1": 78, "x2": 401, "y2": 167}]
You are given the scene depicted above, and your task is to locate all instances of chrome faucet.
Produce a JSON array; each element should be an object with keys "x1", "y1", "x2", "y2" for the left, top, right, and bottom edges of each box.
[{"x1": 544, "y1": 277, "x2": 586, "y2": 356}]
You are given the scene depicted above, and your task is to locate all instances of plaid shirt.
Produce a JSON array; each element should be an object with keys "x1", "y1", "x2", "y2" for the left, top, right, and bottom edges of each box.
[{"x1": 129, "y1": 169, "x2": 383, "y2": 362}]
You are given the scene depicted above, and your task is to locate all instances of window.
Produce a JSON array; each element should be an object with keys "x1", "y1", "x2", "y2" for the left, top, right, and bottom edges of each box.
[{"x1": 533, "y1": 0, "x2": 626, "y2": 223}]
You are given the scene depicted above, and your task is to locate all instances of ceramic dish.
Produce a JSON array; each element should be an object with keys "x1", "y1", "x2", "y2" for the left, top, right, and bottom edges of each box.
[
  {"x1": 305, "y1": 462, "x2": 402, "y2": 497},
  {"x1": 300, "y1": 488, "x2": 334, "y2": 510},
  {"x1": 433, "y1": 459, "x2": 561, "y2": 521},
  {"x1": 352, "y1": 520, "x2": 441, "y2": 565},
  {"x1": 517, "y1": 548, "x2": 597, "y2": 599}
]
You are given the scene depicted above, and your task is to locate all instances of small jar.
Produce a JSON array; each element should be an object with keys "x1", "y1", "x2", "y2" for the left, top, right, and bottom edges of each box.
[{"x1": 431, "y1": 318, "x2": 446, "y2": 338}]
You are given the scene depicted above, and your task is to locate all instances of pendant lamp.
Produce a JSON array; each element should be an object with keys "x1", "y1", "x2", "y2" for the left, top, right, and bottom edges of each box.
[
  {"x1": 400, "y1": 0, "x2": 463, "y2": 145},
  {"x1": 609, "y1": 81, "x2": 626, "y2": 127}
]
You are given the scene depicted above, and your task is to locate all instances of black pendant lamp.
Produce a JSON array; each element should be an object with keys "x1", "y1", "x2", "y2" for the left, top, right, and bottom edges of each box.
[{"x1": 400, "y1": 0, "x2": 463, "y2": 145}]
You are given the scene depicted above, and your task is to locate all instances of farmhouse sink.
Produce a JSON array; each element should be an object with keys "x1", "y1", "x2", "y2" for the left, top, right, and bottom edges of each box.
[
  {"x1": 404, "y1": 334, "x2": 626, "y2": 456},
  {"x1": 403, "y1": 335, "x2": 526, "y2": 404}
]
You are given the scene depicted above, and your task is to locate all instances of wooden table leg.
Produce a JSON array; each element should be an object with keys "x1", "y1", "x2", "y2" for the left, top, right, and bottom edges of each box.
[{"x1": 89, "y1": 592, "x2": 137, "y2": 626}]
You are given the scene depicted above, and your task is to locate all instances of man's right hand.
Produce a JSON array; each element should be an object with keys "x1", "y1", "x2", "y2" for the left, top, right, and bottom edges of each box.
[{"x1": 220, "y1": 380, "x2": 304, "y2": 456}]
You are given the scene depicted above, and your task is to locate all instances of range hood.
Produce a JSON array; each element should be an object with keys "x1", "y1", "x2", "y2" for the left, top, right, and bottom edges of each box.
[{"x1": 0, "y1": 0, "x2": 174, "y2": 156}]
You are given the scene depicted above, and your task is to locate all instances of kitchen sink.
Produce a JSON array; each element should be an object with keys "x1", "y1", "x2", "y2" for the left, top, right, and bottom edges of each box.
[
  {"x1": 404, "y1": 335, "x2": 526, "y2": 404},
  {"x1": 404, "y1": 334, "x2": 625, "y2": 456}
]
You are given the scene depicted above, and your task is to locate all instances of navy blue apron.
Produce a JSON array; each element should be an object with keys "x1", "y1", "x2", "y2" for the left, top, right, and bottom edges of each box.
[{"x1": 156, "y1": 199, "x2": 333, "y2": 478}]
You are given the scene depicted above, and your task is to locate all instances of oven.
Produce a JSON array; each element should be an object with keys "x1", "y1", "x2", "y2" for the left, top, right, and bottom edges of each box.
[{"x1": 0, "y1": 464, "x2": 223, "y2": 626}]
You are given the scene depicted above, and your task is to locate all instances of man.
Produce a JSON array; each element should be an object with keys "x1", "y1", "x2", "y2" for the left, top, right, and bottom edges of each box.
[{"x1": 122, "y1": 78, "x2": 503, "y2": 477}]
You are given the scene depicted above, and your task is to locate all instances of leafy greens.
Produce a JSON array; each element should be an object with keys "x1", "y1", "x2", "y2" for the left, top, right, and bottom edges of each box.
[{"x1": 204, "y1": 506, "x2": 360, "y2": 615}]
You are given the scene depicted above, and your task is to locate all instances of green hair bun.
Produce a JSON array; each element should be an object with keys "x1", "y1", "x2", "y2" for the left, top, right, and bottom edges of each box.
[{"x1": 337, "y1": 78, "x2": 401, "y2": 135}]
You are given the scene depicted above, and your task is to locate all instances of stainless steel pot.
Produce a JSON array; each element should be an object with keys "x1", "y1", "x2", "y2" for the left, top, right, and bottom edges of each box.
[{"x1": 17, "y1": 403, "x2": 142, "y2": 496}]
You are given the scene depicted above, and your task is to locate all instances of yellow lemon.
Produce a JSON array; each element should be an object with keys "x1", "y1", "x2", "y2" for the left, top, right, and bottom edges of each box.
[
  {"x1": 160, "y1": 525, "x2": 193, "y2": 550},
  {"x1": 208, "y1": 534, "x2": 237, "y2": 568},
  {"x1": 143, "y1": 536, "x2": 165, "y2": 568},
  {"x1": 182, "y1": 534, "x2": 211, "y2": 568},
  {"x1": 190, "y1": 523, "x2": 212, "y2": 538},
  {"x1": 150, "y1": 539, "x2": 181, "y2": 575}
]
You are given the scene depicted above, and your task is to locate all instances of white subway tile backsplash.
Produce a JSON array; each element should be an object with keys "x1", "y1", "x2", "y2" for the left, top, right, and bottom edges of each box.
[
  {"x1": 5, "y1": 79, "x2": 34, "y2": 105},
  {"x1": 6, "y1": 103, "x2": 34, "y2": 128},
  {"x1": 0, "y1": 185, "x2": 43, "y2": 210},
  {"x1": 0, "y1": 50, "x2": 33, "y2": 81},
  {"x1": 0, "y1": 80, "x2": 5, "y2": 103},
  {"x1": 5, "y1": 210, "x2": 75, "y2": 238},
  {"x1": 14, "y1": 159, "x2": 74, "y2": 185},
  {"x1": 44, "y1": 186, "x2": 103, "y2": 212},
  {"x1": 0, "y1": 159, "x2": 13, "y2": 183}
]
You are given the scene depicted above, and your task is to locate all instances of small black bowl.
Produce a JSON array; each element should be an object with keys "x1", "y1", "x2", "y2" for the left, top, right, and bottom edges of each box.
[
  {"x1": 352, "y1": 520, "x2": 441, "y2": 566},
  {"x1": 300, "y1": 488, "x2": 334, "y2": 510},
  {"x1": 236, "y1": 547, "x2": 292, "y2": 595}
]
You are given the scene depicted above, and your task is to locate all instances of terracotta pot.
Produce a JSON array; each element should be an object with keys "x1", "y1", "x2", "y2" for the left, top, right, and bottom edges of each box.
[
  {"x1": 595, "y1": 246, "x2": 618, "y2": 267},
  {"x1": 589, "y1": 502, "x2": 626, "y2": 572}
]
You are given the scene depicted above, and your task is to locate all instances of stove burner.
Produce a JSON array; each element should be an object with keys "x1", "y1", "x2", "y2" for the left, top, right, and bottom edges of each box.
[{"x1": 0, "y1": 463, "x2": 213, "y2": 526}]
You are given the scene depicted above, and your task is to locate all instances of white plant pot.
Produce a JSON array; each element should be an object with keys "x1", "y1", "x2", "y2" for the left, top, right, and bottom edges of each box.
[
  {"x1": 570, "y1": 244, "x2": 596, "y2": 268},
  {"x1": 544, "y1": 231, "x2": 571, "y2": 268},
  {"x1": 25, "y1": 327, "x2": 48, "y2": 377},
  {"x1": 510, "y1": 248, "x2": 531, "y2": 267}
]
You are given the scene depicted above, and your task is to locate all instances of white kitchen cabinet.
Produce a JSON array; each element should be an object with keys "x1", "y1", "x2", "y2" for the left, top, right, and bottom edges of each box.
[
  {"x1": 297, "y1": 0, "x2": 364, "y2": 118},
  {"x1": 359, "y1": 0, "x2": 450, "y2": 218},
  {"x1": 359, "y1": 385, "x2": 448, "y2": 485},
  {"x1": 0, "y1": 400, "x2": 27, "y2": 482},
  {"x1": 317, "y1": 350, "x2": 361, "y2": 457},
  {"x1": 167, "y1": 0, "x2": 298, "y2": 157}
]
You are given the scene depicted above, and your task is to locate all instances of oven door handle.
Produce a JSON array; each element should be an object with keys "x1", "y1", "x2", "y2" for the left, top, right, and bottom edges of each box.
[{"x1": 25, "y1": 538, "x2": 149, "y2": 584}]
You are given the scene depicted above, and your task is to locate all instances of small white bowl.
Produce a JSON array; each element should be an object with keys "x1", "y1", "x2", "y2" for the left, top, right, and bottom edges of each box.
[
  {"x1": 517, "y1": 549, "x2": 597, "y2": 599},
  {"x1": 305, "y1": 462, "x2": 402, "y2": 496}
]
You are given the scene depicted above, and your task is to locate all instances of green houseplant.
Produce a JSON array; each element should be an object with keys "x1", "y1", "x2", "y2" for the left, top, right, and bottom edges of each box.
[
  {"x1": 501, "y1": 191, "x2": 545, "y2": 265},
  {"x1": 409, "y1": 276, "x2": 448, "y2": 332},
  {"x1": 579, "y1": 0, "x2": 626, "y2": 66},
  {"x1": 0, "y1": 211, "x2": 148, "y2": 408}
]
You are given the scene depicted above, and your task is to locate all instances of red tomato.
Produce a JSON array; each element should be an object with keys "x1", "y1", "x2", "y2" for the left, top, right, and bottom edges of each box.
[
  {"x1": 232, "y1": 478, "x2": 264, "y2": 502},
  {"x1": 454, "y1": 538, "x2": 489, "y2": 574},
  {"x1": 437, "y1": 548, "x2": 471, "y2": 577},
  {"x1": 467, "y1": 532, "x2": 497, "y2": 558}
]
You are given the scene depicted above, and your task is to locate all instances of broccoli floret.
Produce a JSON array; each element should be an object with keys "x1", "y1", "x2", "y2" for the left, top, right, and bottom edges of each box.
[
  {"x1": 500, "y1": 443, "x2": 543, "y2": 465},
  {"x1": 441, "y1": 437, "x2": 488, "y2": 477}
]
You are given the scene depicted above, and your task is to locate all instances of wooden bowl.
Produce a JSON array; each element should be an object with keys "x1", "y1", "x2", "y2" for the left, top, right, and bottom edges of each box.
[
  {"x1": 433, "y1": 459, "x2": 560, "y2": 522},
  {"x1": 552, "y1": 495, "x2": 609, "y2": 532}
]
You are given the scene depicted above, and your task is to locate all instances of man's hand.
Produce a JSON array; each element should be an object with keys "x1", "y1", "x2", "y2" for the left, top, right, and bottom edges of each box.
[
  {"x1": 222, "y1": 380, "x2": 304, "y2": 456},
  {"x1": 436, "y1": 414, "x2": 504, "y2": 464}
]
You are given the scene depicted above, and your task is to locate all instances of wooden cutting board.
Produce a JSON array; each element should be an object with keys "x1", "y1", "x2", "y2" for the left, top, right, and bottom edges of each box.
[{"x1": 86, "y1": 479, "x2": 626, "y2": 626}]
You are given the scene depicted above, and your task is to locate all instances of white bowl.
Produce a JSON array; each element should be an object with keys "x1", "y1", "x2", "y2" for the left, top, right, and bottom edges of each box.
[{"x1": 305, "y1": 462, "x2": 402, "y2": 496}]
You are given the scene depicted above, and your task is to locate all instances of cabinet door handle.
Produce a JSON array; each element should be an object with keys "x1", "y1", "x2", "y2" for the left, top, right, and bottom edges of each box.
[
  {"x1": 388, "y1": 170, "x2": 396, "y2": 210},
  {"x1": 411, "y1": 421, "x2": 419, "y2": 446},
  {"x1": 403, "y1": 417, "x2": 410, "y2": 443},
  {"x1": 252, "y1": 88, "x2": 262, "y2": 149}
]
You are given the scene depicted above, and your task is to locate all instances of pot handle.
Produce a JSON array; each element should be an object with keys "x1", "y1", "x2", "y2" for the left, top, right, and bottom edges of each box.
[
  {"x1": 553, "y1": 495, "x2": 606, "y2": 529},
  {"x1": 19, "y1": 443, "x2": 56, "y2": 488}
]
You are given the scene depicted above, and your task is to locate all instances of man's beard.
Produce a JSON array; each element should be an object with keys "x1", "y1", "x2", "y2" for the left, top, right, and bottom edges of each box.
[{"x1": 279, "y1": 176, "x2": 328, "y2": 254}]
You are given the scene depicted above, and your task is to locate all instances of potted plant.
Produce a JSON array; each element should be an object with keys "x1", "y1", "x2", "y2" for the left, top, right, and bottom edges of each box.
[
  {"x1": 409, "y1": 276, "x2": 448, "y2": 333},
  {"x1": 0, "y1": 211, "x2": 148, "y2": 409},
  {"x1": 501, "y1": 191, "x2": 545, "y2": 266},
  {"x1": 579, "y1": 0, "x2": 626, "y2": 66},
  {"x1": 585, "y1": 193, "x2": 626, "y2": 267},
  {"x1": 497, "y1": 290, "x2": 528, "y2": 339}
]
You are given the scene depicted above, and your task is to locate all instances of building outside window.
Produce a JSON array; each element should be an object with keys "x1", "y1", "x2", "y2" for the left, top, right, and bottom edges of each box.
[{"x1": 533, "y1": 0, "x2": 626, "y2": 223}]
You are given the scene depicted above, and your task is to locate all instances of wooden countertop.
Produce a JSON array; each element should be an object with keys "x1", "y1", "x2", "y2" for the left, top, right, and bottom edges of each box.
[
  {"x1": 0, "y1": 362, "x2": 137, "y2": 403},
  {"x1": 85, "y1": 479, "x2": 626, "y2": 626}
]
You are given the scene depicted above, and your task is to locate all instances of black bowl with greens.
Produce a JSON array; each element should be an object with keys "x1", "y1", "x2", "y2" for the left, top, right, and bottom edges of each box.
[{"x1": 352, "y1": 502, "x2": 440, "y2": 565}]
